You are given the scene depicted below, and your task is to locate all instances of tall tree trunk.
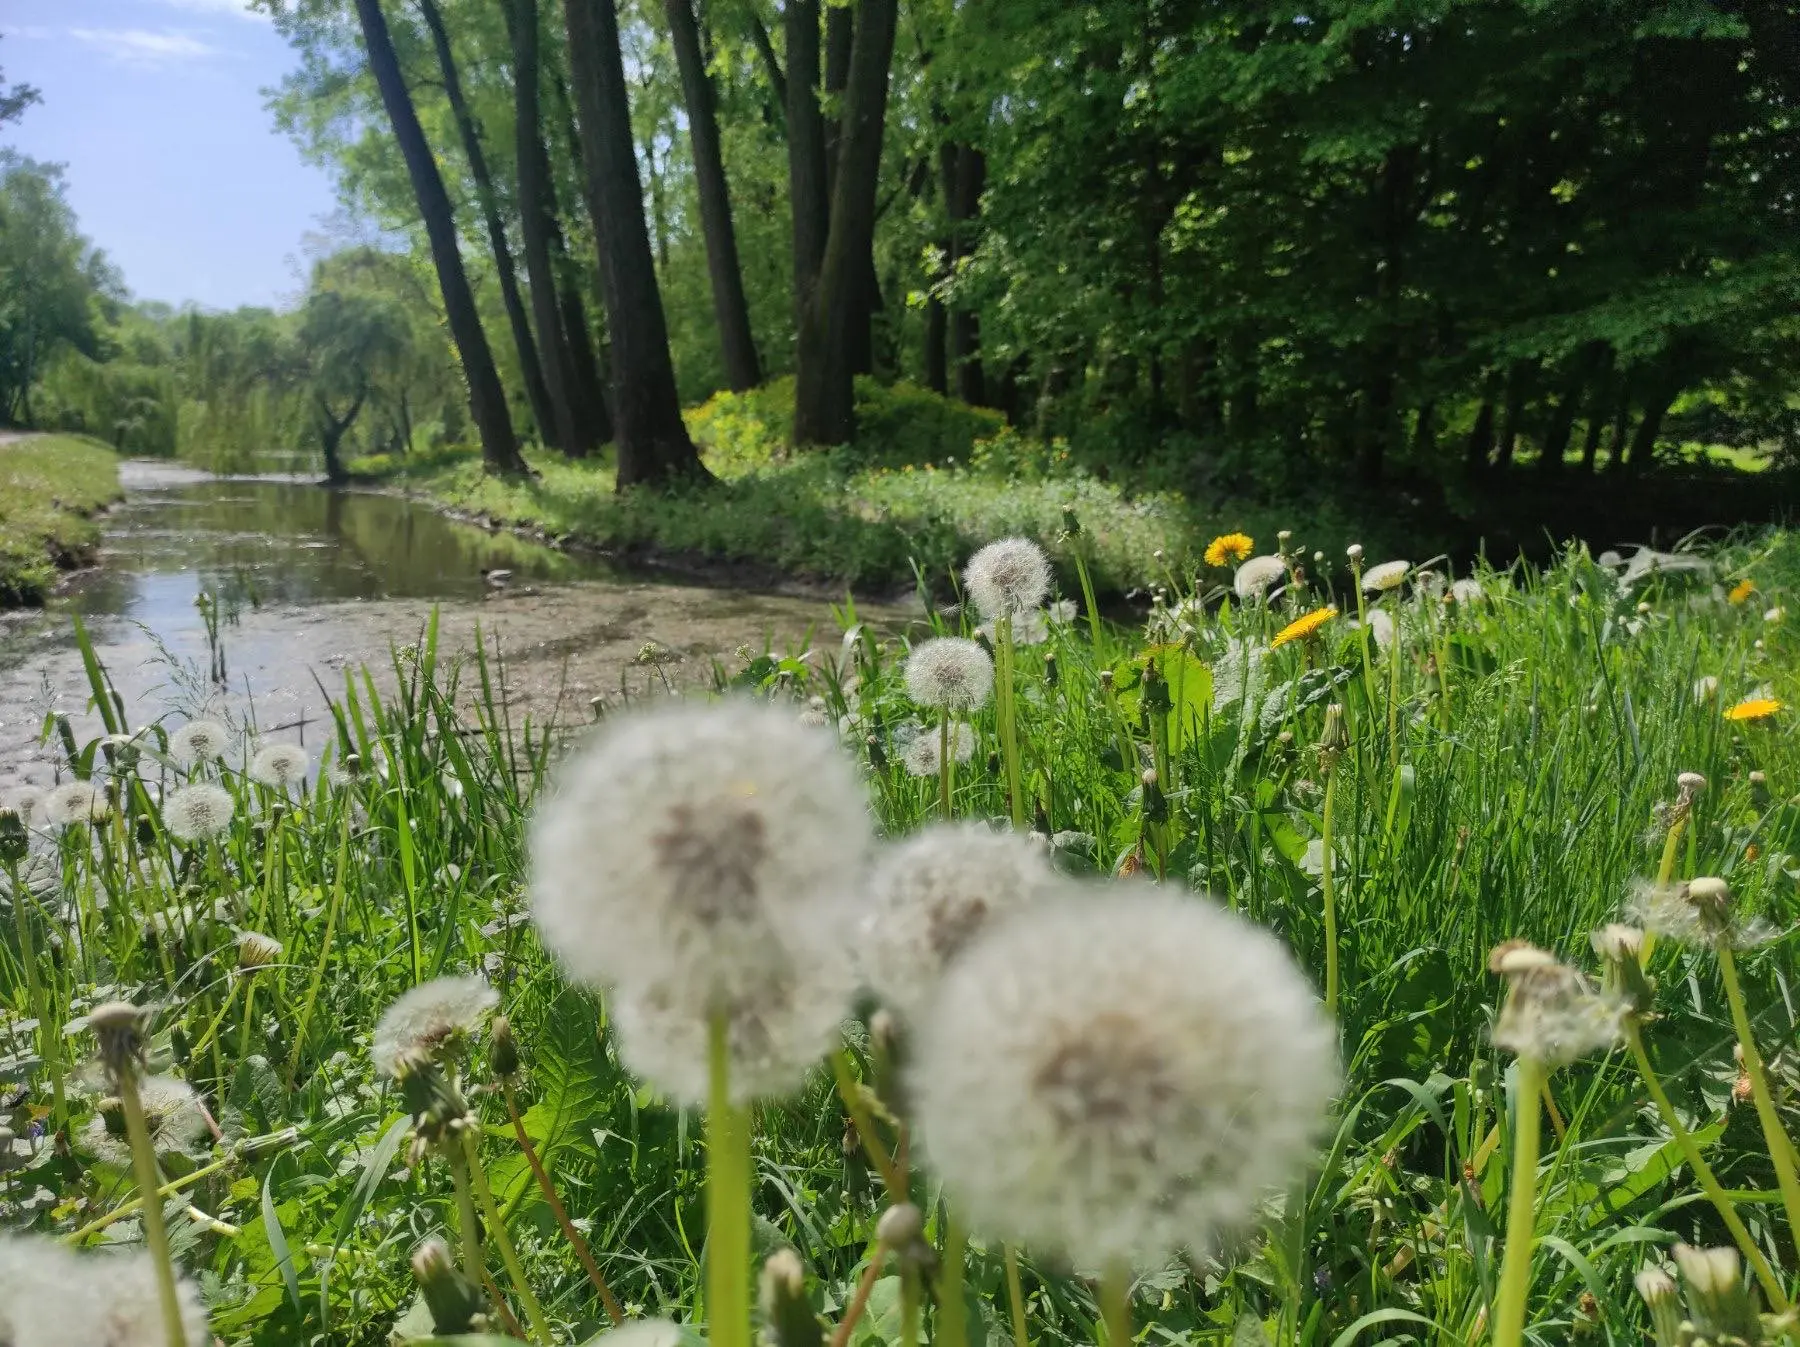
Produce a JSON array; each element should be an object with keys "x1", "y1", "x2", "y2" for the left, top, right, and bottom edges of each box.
[
  {"x1": 792, "y1": 0, "x2": 898, "y2": 446},
  {"x1": 556, "y1": 250, "x2": 614, "y2": 443},
  {"x1": 563, "y1": 0, "x2": 707, "y2": 486},
  {"x1": 924, "y1": 297, "x2": 947, "y2": 393},
  {"x1": 785, "y1": 0, "x2": 830, "y2": 330},
  {"x1": 351, "y1": 0, "x2": 525, "y2": 474},
  {"x1": 944, "y1": 143, "x2": 985, "y2": 405},
  {"x1": 506, "y1": 0, "x2": 596, "y2": 456},
  {"x1": 417, "y1": 0, "x2": 557, "y2": 448},
  {"x1": 1535, "y1": 361, "x2": 1588, "y2": 476},
  {"x1": 1463, "y1": 394, "x2": 1495, "y2": 472},
  {"x1": 665, "y1": 0, "x2": 762, "y2": 390},
  {"x1": 1492, "y1": 362, "x2": 1531, "y2": 469},
  {"x1": 1624, "y1": 379, "x2": 1677, "y2": 473}
]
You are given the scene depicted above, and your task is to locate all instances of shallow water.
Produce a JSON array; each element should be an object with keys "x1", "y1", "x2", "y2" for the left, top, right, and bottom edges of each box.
[{"x1": 0, "y1": 461, "x2": 908, "y2": 791}]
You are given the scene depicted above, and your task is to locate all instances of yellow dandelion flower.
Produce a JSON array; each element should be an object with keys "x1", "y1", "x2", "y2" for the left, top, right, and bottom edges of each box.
[
  {"x1": 1724, "y1": 697, "x2": 1782, "y2": 722},
  {"x1": 1272, "y1": 606, "x2": 1338, "y2": 649},
  {"x1": 1205, "y1": 532, "x2": 1255, "y2": 568},
  {"x1": 1728, "y1": 579, "x2": 1755, "y2": 605}
]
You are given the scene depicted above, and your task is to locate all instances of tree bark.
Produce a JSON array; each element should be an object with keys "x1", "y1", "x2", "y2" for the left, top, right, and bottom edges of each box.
[
  {"x1": 785, "y1": 0, "x2": 830, "y2": 332},
  {"x1": 505, "y1": 0, "x2": 597, "y2": 456},
  {"x1": 352, "y1": 0, "x2": 526, "y2": 474},
  {"x1": 665, "y1": 0, "x2": 762, "y2": 390},
  {"x1": 943, "y1": 143, "x2": 985, "y2": 404},
  {"x1": 563, "y1": 0, "x2": 707, "y2": 486},
  {"x1": 792, "y1": 0, "x2": 898, "y2": 446},
  {"x1": 1463, "y1": 394, "x2": 1495, "y2": 472},
  {"x1": 924, "y1": 297, "x2": 947, "y2": 394},
  {"x1": 1623, "y1": 379, "x2": 1677, "y2": 473},
  {"x1": 416, "y1": 0, "x2": 557, "y2": 448}
]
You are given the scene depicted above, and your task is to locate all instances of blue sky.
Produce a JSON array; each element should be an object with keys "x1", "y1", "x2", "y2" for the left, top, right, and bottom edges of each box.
[{"x1": 2, "y1": 0, "x2": 340, "y2": 310}]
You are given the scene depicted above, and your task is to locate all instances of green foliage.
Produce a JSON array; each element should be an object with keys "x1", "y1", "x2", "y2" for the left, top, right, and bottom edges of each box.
[{"x1": 0, "y1": 432, "x2": 121, "y2": 604}]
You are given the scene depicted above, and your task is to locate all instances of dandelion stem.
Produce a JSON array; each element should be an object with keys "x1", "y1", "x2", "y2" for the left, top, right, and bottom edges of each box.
[
  {"x1": 446, "y1": 1140, "x2": 485, "y2": 1289},
  {"x1": 938, "y1": 1208, "x2": 968, "y2": 1347},
  {"x1": 1002, "y1": 1246, "x2": 1032, "y2": 1347},
  {"x1": 118, "y1": 1069, "x2": 190, "y2": 1347},
  {"x1": 1624, "y1": 1023, "x2": 1787, "y2": 1308},
  {"x1": 187, "y1": 979, "x2": 239, "y2": 1062},
  {"x1": 504, "y1": 1080, "x2": 625, "y2": 1324},
  {"x1": 1491, "y1": 1055, "x2": 1543, "y2": 1347},
  {"x1": 828, "y1": 1240, "x2": 889, "y2": 1347},
  {"x1": 236, "y1": 973, "x2": 258, "y2": 1069},
  {"x1": 286, "y1": 806, "x2": 349, "y2": 1087},
  {"x1": 464, "y1": 1131, "x2": 553, "y2": 1345},
  {"x1": 938, "y1": 715, "x2": 953, "y2": 820},
  {"x1": 995, "y1": 617, "x2": 1026, "y2": 827},
  {"x1": 830, "y1": 1047, "x2": 902, "y2": 1200},
  {"x1": 1716, "y1": 947, "x2": 1800, "y2": 1258},
  {"x1": 1320, "y1": 769, "x2": 1339, "y2": 1021},
  {"x1": 64, "y1": 1152, "x2": 236, "y2": 1244},
  {"x1": 1074, "y1": 548, "x2": 1103, "y2": 652},
  {"x1": 707, "y1": 1011, "x2": 753, "y2": 1347},
  {"x1": 1098, "y1": 1263, "x2": 1131, "y2": 1347},
  {"x1": 898, "y1": 1263, "x2": 921, "y2": 1347}
]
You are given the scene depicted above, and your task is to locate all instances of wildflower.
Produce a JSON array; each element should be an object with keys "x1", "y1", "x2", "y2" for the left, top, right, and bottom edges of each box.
[
  {"x1": 1346, "y1": 543, "x2": 1363, "y2": 563},
  {"x1": 1765, "y1": 606, "x2": 1785, "y2": 624},
  {"x1": 1728, "y1": 579, "x2": 1755, "y2": 605},
  {"x1": 2, "y1": 785, "x2": 44, "y2": 827},
  {"x1": 237, "y1": 931, "x2": 282, "y2": 971},
  {"x1": 904, "y1": 638, "x2": 995, "y2": 712},
  {"x1": 249, "y1": 742, "x2": 309, "y2": 788},
  {"x1": 858, "y1": 824, "x2": 1058, "y2": 1018},
  {"x1": 1629, "y1": 875, "x2": 1764, "y2": 950},
  {"x1": 1694, "y1": 675, "x2": 1720, "y2": 704},
  {"x1": 965, "y1": 537, "x2": 1052, "y2": 621},
  {"x1": 909, "y1": 886, "x2": 1338, "y2": 1269},
  {"x1": 0, "y1": 1233, "x2": 210, "y2": 1347},
  {"x1": 372, "y1": 975, "x2": 499, "y2": 1078},
  {"x1": 1449, "y1": 577, "x2": 1486, "y2": 606},
  {"x1": 1352, "y1": 609, "x2": 1396, "y2": 652},
  {"x1": 1271, "y1": 606, "x2": 1337, "y2": 650},
  {"x1": 81, "y1": 1074, "x2": 209, "y2": 1167},
  {"x1": 1724, "y1": 696, "x2": 1781, "y2": 722},
  {"x1": 1672, "y1": 1244, "x2": 1760, "y2": 1342},
  {"x1": 1487, "y1": 941, "x2": 1623, "y2": 1065},
  {"x1": 980, "y1": 609, "x2": 1050, "y2": 646},
  {"x1": 162, "y1": 782, "x2": 234, "y2": 842},
  {"x1": 168, "y1": 719, "x2": 230, "y2": 766},
  {"x1": 529, "y1": 700, "x2": 872, "y2": 1001},
  {"x1": 1047, "y1": 598, "x2": 1079, "y2": 625},
  {"x1": 44, "y1": 780, "x2": 110, "y2": 828},
  {"x1": 1361, "y1": 560, "x2": 1411, "y2": 593},
  {"x1": 1233, "y1": 555, "x2": 1287, "y2": 601},
  {"x1": 1204, "y1": 533, "x2": 1254, "y2": 568},
  {"x1": 900, "y1": 723, "x2": 976, "y2": 778}
]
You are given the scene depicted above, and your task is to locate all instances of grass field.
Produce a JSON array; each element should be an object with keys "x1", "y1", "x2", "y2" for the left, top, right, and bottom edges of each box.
[
  {"x1": 0, "y1": 433, "x2": 121, "y2": 605},
  {"x1": 2, "y1": 522, "x2": 1798, "y2": 1347}
]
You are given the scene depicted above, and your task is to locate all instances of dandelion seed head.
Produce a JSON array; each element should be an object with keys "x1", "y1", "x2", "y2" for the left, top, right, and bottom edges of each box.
[
  {"x1": 81, "y1": 1075, "x2": 208, "y2": 1167},
  {"x1": 87, "y1": 1245, "x2": 213, "y2": 1347},
  {"x1": 1449, "y1": 578, "x2": 1486, "y2": 606},
  {"x1": 900, "y1": 724, "x2": 976, "y2": 778},
  {"x1": 1694, "y1": 675, "x2": 1719, "y2": 704},
  {"x1": 2, "y1": 785, "x2": 44, "y2": 827},
  {"x1": 1353, "y1": 609, "x2": 1396, "y2": 651},
  {"x1": 965, "y1": 537, "x2": 1052, "y2": 621},
  {"x1": 1361, "y1": 560, "x2": 1411, "y2": 593},
  {"x1": 1677, "y1": 771, "x2": 1708, "y2": 796},
  {"x1": 1488, "y1": 943, "x2": 1623, "y2": 1065},
  {"x1": 980, "y1": 610, "x2": 1050, "y2": 646},
  {"x1": 372, "y1": 975, "x2": 498, "y2": 1077},
  {"x1": 910, "y1": 886, "x2": 1338, "y2": 1270},
  {"x1": 44, "y1": 781, "x2": 110, "y2": 828},
  {"x1": 1627, "y1": 876, "x2": 1761, "y2": 950},
  {"x1": 858, "y1": 824, "x2": 1058, "y2": 1018},
  {"x1": 250, "y1": 742, "x2": 309, "y2": 788},
  {"x1": 0, "y1": 1234, "x2": 210, "y2": 1347},
  {"x1": 1589, "y1": 924, "x2": 1645, "y2": 963},
  {"x1": 1233, "y1": 556, "x2": 1287, "y2": 601},
  {"x1": 1766, "y1": 606, "x2": 1785, "y2": 624},
  {"x1": 904, "y1": 638, "x2": 995, "y2": 712},
  {"x1": 168, "y1": 719, "x2": 230, "y2": 766},
  {"x1": 530, "y1": 700, "x2": 872, "y2": 998},
  {"x1": 163, "y1": 783, "x2": 235, "y2": 842}
]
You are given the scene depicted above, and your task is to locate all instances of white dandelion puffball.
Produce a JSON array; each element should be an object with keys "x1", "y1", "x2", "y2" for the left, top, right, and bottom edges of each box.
[
  {"x1": 910, "y1": 886, "x2": 1338, "y2": 1270},
  {"x1": 608, "y1": 952, "x2": 856, "y2": 1106},
  {"x1": 3, "y1": 785, "x2": 45, "y2": 827},
  {"x1": 1489, "y1": 942, "x2": 1624, "y2": 1065},
  {"x1": 901, "y1": 723, "x2": 976, "y2": 778},
  {"x1": 904, "y1": 638, "x2": 995, "y2": 712},
  {"x1": 980, "y1": 609, "x2": 1050, "y2": 646},
  {"x1": 0, "y1": 1233, "x2": 210, "y2": 1347},
  {"x1": 1233, "y1": 555, "x2": 1287, "y2": 601},
  {"x1": 1353, "y1": 609, "x2": 1396, "y2": 652},
  {"x1": 1449, "y1": 577, "x2": 1486, "y2": 607},
  {"x1": 1361, "y1": 559, "x2": 1411, "y2": 593},
  {"x1": 529, "y1": 699, "x2": 873, "y2": 999},
  {"x1": 372, "y1": 974, "x2": 499, "y2": 1077},
  {"x1": 44, "y1": 780, "x2": 110, "y2": 828},
  {"x1": 965, "y1": 537, "x2": 1052, "y2": 621},
  {"x1": 859, "y1": 823, "x2": 1058, "y2": 1018},
  {"x1": 163, "y1": 783, "x2": 235, "y2": 843},
  {"x1": 81, "y1": 1075, "x2": 209, "y2": 1167},
  {"x1": 168, "y1": 719, "x2": 230, "y2": 766},
  {"x1": 249, "y1": 742, "x2": 308, "y2": 789}
]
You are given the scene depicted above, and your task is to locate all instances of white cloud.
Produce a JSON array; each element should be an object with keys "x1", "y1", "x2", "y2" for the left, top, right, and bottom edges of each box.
[
  {"x1": 67, "y1": 28, "x2": 221, "y2": 65},
  {"x1": 158, "y1": 0, "x2": 270, "y2": 20},
  {"x1": 0, "y1": 25, "x2": 57, "y2": 40}
]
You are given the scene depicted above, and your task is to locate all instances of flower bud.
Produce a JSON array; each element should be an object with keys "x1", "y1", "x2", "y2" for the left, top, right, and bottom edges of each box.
[
  {"x1": 413, "y1": 1237, "x2": 487, "y2": 1336},
  {"x1": 759, "y1": 1247, "x2": 820, "y2": 1347},
  {"x1": 88, "y1": 1001, "x2": 150, "y2": 1080},
  {"x1": 1061, "y1": 506, "x2": 1082, "y2": 538},
  {"x1": 489, "y1": 1014, "x2": 520, "y2": 1081},
  {"x1": 1672, "y1": 1243, "x2": 1759, "y2": 1342},
  {"x1": 876, "y1": 1202, "x2": 923, "y2": 1248},
  {"x1": 0, "y1": 808, "x2": 26, "y2": 866},
  {"x1": 1634, "y1": 1265, "x2": 1682, "y2": 1347},
  {"x1": 237, "y1": 931, "x2": 282, "y2": 973},
  {"x1": 1677, "y1": 771, "x2": 1707, "y2": 797},
  {"x1": 1346, "y1": 543, "x2": 1364, "y2": 563}
]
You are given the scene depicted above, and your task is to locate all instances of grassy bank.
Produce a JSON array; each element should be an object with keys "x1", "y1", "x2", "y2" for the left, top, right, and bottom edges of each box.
[
  {"x1": 0, "y1": 433, "x2": 121, "y2": 604},
  {"x1": 349, "y1": 380, "x2": 1435, "y2": 597}
]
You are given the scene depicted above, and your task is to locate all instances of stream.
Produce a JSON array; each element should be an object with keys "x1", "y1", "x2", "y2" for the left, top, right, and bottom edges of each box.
[{"x1": 0, "y1": 460, "x2": 906, "y2": 792}]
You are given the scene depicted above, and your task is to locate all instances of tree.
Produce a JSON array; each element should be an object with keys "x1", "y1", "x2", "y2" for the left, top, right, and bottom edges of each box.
[
  {"x1": 562, "y1": 0, "x2": 707, "y2": 486},
  {"x1": 0, "y1": 155, "x2": 109, "y2": 427},
  {"x1": 349, "y1": 0, "x2": 528, "y2": 475},
  {"x1": 297, "y1": 287, "x2": 410, "y2": 480}
]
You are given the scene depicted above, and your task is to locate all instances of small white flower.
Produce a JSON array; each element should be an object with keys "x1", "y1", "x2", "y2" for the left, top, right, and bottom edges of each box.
[
  {"x1": 372, "y1": 975, "x2": 498, "y2": 1077},
  {"x1": 1361, "y1": 560, "x2": 1411, "y2": 593},
  {"x1": 965, "y1": 538, "x2": 1052, "y2": 621},
  {"x1": 163, "y1": 783, "x2": 235, "y2": 842},
  {"x1": 1233, "y1": 556, "x2": 1287, "y2": 601},
  {"x1": 168, "y1": 719, "x2": 230, "y2": 766},
  {"x1": 249, "y1": 742, "x2": 309, "y2": 789},
  {"x1": 905, "y1": 638, "x2": 995, "y2": 712},
  {"x1": 44, "y1": 781, "x2": 110, "y2": 828},
  {"x1": 910, "y1": 885, "x2": 1338, "y2": 1270},
  {"x1": 901, "y1": 724, "x2": 976, "y2": 778}
]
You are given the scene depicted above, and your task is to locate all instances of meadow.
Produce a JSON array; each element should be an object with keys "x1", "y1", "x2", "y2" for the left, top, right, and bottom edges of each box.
[
  {"x1": 2, "y1": 521, "x2": 1798, "y2": 1347},
  {"x1": 0, "y1": 434, "x2": 121, "y2": 605}
]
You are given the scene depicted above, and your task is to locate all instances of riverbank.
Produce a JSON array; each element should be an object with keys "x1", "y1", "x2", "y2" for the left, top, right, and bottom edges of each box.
[{"x1": 0, "y1": 433, "x2": 121, "y2": 605}]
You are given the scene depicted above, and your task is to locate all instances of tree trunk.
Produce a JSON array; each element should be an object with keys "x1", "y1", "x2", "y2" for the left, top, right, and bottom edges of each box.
[
  {"x1": 924, "y1": 297, "x2": 947, "y2": 393},
  {"x1": 1535, "y1": 363, "x2": 1587, "y2": 476},
  {"x1": 557, "y1": 256, "x2": 614, "y2": 444},
  {"x1": 563, "y1": 0, "x2": 707, "y2": 486},
  {"x1": 665, "y1": 0, "x2": 762, "y2": 390},
  {"x1": 1463, "y1": 395, "x2": 1495, "y2": 472},
  {"x1": 417, "y1": 0, "x2": 557, "y2": 449},
  {"x1": 352, "y1": 0, "x2": 525, "y2": 474},
  {"x1": 944, "y1": 143, "x2": 986, "y2": 404},
  {"x1": 785, "y1": 0, "x2": 830, "y2": 330},
  {"x1": 506, "y1": 0, "x2": 597, "y2": 456},
  {"x1": 1624, "y1": 379, "x2": 1677, "y2": 473},
  {"x1": 1492, "y1": 363, "x2": 1531, "y2": 469},
  {"x1": 317, "y1": 388, "x2": 367, "y2": 484},
  {"x1": 792, "y1": 0, "x2": 898, "y2": 446}
]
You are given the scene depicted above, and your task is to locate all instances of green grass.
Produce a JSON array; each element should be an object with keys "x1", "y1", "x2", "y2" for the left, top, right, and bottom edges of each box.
[
  {"x1": 0, "y1": 433, "x2": 121, "y2": 605},
  {"x1": 4, "y1": 527, "x2": 1800, "y2": 1346}
]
